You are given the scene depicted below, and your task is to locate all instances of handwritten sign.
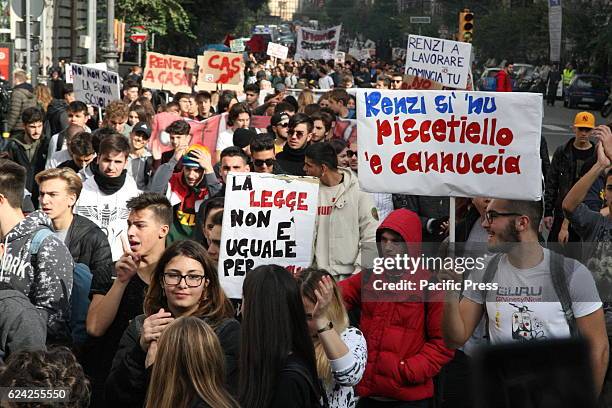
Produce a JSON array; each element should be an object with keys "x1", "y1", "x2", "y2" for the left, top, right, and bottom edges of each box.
[
  {"x1": 65, "y1": 62, "x2": 108, "y2": 84},
  {"x1": 70, "y1": 63, "x2": 119, "y2": 108},
  {"x1": 404, "y1": 35, "x2": 472, "y2": 89},
  {"x1": 355, "y1": 89, "x2": 543, "y2": 200},
  {"x1": 230, "y1": 38, "x2": 249, "y2": 53},
  {"x1": 141, "y1": 52, "x2": 196, "y2": 94},
  {"x1": 266, "y1": 42, "x2": 289, "y2": 60},
  {"x1": 402, "y1": 74, "x2": 444, "y2": 90},
  {"x1": 219, "y1": 173, "x2": 319, "y2": 298},
  {"x1": 295, "y1": 25, "x2": 341, "y2": 60},
  {"x1": 197, "y1": 51, "x2": 244, "y2": 92}
]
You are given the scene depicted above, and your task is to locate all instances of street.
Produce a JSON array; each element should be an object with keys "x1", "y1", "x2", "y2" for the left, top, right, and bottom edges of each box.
[{"x1": 541, "y1": 99, "x2": 607, "y2": 158}]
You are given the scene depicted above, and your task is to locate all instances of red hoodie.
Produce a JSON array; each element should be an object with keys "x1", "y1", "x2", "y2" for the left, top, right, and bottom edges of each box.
[{"x1": 339, "y1": 209, "x2": 454, "y2": 401}]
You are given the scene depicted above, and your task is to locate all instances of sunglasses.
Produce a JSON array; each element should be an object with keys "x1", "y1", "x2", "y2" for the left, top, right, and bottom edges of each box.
[
  {"x1": 346, "y1": 150, "x2": 356, "y2": 158},
  {"x1": 276, "y1": 122, "x2": 289, "y2": 128},
  {"x1": 393, "y1": 79, "x2": 403, "y2": 83},
  {"x1": 254, "y1": 158, "x2": 275, "y2": 167},
  {"x1": 288, "y1": 130, "x2": 306, "y2": 137}
]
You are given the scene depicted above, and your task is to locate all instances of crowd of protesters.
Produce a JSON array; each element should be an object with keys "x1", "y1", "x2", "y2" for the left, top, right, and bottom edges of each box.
[{"x1": 0, "y1": 52, "x2": 610, "y2": 408}]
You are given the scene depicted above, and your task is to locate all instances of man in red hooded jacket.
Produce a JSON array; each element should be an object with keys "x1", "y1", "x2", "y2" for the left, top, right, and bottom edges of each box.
[
  {"x1": 496, "y1": 62, "x2": 513, "y2": 92},
  {"x1": 339, "y1": 208, "x2": 454, "y2": 407}
]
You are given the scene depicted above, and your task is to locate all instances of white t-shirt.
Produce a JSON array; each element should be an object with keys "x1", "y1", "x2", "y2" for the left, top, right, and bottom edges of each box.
[
  {"x1": 47, "y1": 150, "x2": 71, "y2": 169},
  {"x1": 463, "y1": 248, "x2": 601, "y2": 344},
  {"x1": 319, "y1": 75, "x2": 334, "y2": 90},
  {"x1": 215, "y1": 129, "x2": 234, "y2": 151}
]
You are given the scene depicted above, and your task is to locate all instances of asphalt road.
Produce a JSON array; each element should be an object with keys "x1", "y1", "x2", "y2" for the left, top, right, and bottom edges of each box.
[{"x1": 541, "y1": 99, "x2": 608, "y2": 159}]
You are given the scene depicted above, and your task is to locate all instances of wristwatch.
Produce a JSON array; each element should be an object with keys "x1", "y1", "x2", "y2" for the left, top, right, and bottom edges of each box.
[{"x1": 317, "y1": 321, "x2": 334, "y2": 334}]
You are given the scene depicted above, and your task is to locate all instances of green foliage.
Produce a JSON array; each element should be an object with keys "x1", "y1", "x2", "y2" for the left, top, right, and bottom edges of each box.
[{"x1": 116, "y1": 0, "x2": 193, "y2": 37}]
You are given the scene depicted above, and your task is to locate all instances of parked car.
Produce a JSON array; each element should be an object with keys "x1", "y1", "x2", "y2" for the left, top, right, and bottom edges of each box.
[{"x1": 563, "y1": 74, "x2": 609, "y2": 109}]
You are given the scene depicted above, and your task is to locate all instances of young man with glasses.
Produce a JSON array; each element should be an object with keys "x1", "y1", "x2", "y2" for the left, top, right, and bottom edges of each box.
[
  {"x1": 544, "y1": 111, "x2": 596, "y2": 258},
  {"x1": 268, "y1": 111, "x2": 290, "y2": 153},
  {"x1": 390, "y1": 73, "x2": 404, "y2": 90},
  {"x1": 441, "y1": 198, "x2": 608, "y2": 399},
  {"x1": 276, "y1": 113, "x2": 313, "y2": 176},
  {"x1": 250, "y1": 134, "x2": 284, "y2": 175},
  {"x1": 84, "y1": 192, "x2": 171, "y2": 408}
]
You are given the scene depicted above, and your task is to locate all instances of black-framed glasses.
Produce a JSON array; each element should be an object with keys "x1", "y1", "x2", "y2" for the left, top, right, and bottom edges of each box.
[
  {"x1": 254, "y1": 158, "x2": 275, "y2": 167},
  {"x1": 485, "y1": 210, "x2": 523, "y2": 224},
  {"x1": 163, "y1": 272, "x2": 206, "y2": 287}
]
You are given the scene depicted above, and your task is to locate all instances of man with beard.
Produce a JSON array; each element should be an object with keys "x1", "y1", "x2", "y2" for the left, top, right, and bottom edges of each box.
[
  {"x1": 74, "y1": 134, "x2": 141, "y2": 260},
  {"x1": 441, "y1": 199, "x2": 608, "y2": 398},
  {"x1": 150, "y1": 144, "x2": 220, "y2": 243}
]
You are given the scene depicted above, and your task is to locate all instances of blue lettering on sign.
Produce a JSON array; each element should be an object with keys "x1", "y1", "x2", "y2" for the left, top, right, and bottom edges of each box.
[{"x1": 364, "y1": 91, "x2": 428, "y2": 118}]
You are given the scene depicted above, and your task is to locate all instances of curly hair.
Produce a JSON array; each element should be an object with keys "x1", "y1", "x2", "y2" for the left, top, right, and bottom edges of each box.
[{"x1": 0, "y1": 346, "x2": 91, "y2": 408}]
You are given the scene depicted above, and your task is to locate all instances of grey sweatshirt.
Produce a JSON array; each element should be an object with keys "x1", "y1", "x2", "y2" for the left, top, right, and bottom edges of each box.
[{"x1": 0, "y1": 288, "x2": 47, "y2": 361}]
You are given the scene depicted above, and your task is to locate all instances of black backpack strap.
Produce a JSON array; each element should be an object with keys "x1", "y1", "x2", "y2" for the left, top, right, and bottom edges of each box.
[
  {"x1": 481, "y1": 254, "x2": 502, "y2": 343},
  {"x1": 56, "y1": 130, "x2": 65, "y2": 151},
  {"x1": 549, "y1": 251, "x2": 578, "y2": 337}
]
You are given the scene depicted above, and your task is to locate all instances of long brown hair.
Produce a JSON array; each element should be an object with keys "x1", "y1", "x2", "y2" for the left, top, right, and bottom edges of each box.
[
  {"x1": 298, "y1": 89, "x2": 314, "y2": 112},
  {"x1": 144, "y1": 240, "x2": 234, "y2": 325},
  {"x1": 35, "y1": 84, "x2": 53, "y2": 112},
  {"x1": 144, "y1": 317, "x2": 239, "y2": 408},
  {"x1": 296, "y1": 268, "x2": 349, "y2": 384}
]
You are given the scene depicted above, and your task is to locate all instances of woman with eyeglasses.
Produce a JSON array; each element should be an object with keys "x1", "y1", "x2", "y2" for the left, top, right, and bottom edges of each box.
[
  {"x1": 296, "y1": 268, "x2": 367, "y2": 408},
  {"x1": 144, "y1": 317, "x2": 239, "y2": 408},
  {"x1": 239, "y1": 264, "x2": 324, "y2": 408},
  {"x1": 105, "y1": 240, "x2": 239, "y2": 406}
]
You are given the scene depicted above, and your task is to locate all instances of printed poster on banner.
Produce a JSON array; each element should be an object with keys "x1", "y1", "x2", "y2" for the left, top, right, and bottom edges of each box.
[
  {"x1": 335, "y1": 51, "x2": 346, "y2": 64},
  {"x1": 70, "y1": 63, "x2": 120, "y2": 108},
  {"x1": 295, "y1": 25, "x2": 341, "y2": 60},
  {"x1": 355, "y1": 89, "x2": 543, "y2": 200},
  {"x1": 266, "y1": 42, "x2": 289, "y2": 60},
  {"x1": 141, "y1": 52, "x2": 196, "y2": 94},
  {"x1": 197, "y1": 51, "x2": 245, "y2": 92},
  {"x1": 404, "y1": 34, "x2": 472, "y2": 89},
  {"x1": 219, "y1": 173, "x2": 319, "y2": 298}
]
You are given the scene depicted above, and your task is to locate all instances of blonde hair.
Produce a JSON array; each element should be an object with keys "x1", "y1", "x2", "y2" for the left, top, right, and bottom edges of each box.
[
  {"x1": 104, "y1": 100, "x2": 129, "y2": 121},
  {"x1": 296, "y1": 268, "x2": 349, "y2": 384},
  {"x1": 35, "y1": 84, "x2": 53, "y2": 111},
  {"x1": 297, "y1": 89, "x2": 314, "y2": 113},
  {"x1": 35, "y1": 167, "x2": 83, "y2": 200},
  {"x1": 144, "y1": 317, "x2": 239, "y2": 408}
]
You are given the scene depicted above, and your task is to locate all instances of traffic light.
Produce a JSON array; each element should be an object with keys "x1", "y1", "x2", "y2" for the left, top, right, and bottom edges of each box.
[{"x1": 458, "y1": 9, "x2": 474, "y2": 42}]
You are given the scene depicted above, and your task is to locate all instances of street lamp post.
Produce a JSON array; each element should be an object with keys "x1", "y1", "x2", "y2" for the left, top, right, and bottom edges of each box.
[{"x1": 100, "y1": 0, "x2": 118, "y2": 71}]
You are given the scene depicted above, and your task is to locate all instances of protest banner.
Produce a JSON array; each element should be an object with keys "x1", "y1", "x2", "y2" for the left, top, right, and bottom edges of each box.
[
  {"x1": 402, "y1": 74, "x2": 444, "y2": 90},
  {"x1": 219, "y1": 173, "x2": 319, "y2": 298},
  {"x1": 392, "y1": 47, "x2": 406, "y2": 61},
  {"x1": 266, "y1": 42, "x2": 289, "y2": 60},
  {"x1": 404, "y1": 34, "x2": 472, "y2": 89},
  {"x1": 141, "y1": 52, "x2": 196, "y2": 94},
  {"x1": 295, "y1": 25, "x2": 341, "y2": 60},
  {"x1": 70, "y1": 63, "x2": 120, "y2": 108},
  {"x1": 65, "y1": 62, "x2": 108, "y2": 84},
  {"x1": 197, "y1": 51, "x2": 245, "y2": 92},
  {"x1": 335, "y1": 51, "x2": 346, "y2": 64},
  {"x1": 149, "y1": 112, "x2": 271, "y2": 162},
  {"x1": 355, "y1": 89, "x2": 543, "y2": 200},
  {"x1": 230, "y1": 38, "x2": 249, "y2": 53}
]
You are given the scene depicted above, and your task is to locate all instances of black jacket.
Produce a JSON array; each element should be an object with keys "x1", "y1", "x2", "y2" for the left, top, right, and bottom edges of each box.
[
  {"x1": 5, "y1": 132, "x2": 50, "y2": 206},
  {"x1": 66, "y1": 215, "x2": 113, "y2": 298},
  {"x1": 105, "y1": 315, "x2": 240, "y2": 407},
  {"x1": 276, "y1": 144, "x2": 307, "y2": 176},
  {"x1": 544, "y1": 138, "x2": 595, "y2": 217},
  {"x1": 46, "y1": 99, "x2": 69, "y2": 136}
]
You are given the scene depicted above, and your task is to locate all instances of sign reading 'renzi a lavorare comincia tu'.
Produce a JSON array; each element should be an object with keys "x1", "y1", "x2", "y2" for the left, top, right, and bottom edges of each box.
[
  {"x1": 355, "y1": 89, "x2": 543, "y2": 200},
  {"x1": 404, "y1": 34, "x2": 472, "y2": 89}
]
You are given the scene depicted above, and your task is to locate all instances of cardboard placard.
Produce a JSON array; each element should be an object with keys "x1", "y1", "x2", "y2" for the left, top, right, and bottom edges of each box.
[
  {"x1": 196, "y1": 51, "x2": 245, "y2": 92},
  {"x1": 70, "y1": 63, "x2": 120, "y2": 108},
  {"x1": 141, "y1": 52, "x2": 196, "y2": 94}
]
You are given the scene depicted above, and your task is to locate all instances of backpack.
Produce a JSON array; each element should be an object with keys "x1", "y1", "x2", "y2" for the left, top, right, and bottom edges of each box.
[
  {"x1": 30, "y1": 228, "x2": 92, "y2": 345},
  {"x1": 281, "y1": 360, "x2": 329, "y2": 408},
  {"x1": 481, "y1": 250, "x2": 578, "y2": 340}
]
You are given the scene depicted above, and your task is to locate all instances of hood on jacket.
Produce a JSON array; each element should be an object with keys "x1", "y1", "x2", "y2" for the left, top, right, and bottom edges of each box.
[
  {"x1": 375, "y1": 208, "x2": 422, "y2": 258},
  {"x1": 13, "y1": 82, "x2": 34, "y2": 94},
  {"x1": 4, "y1": 210, "x2": 54, "y2": 244}
]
